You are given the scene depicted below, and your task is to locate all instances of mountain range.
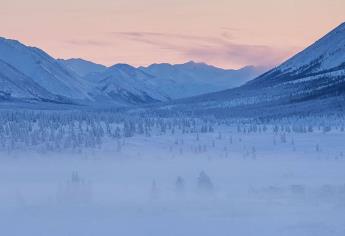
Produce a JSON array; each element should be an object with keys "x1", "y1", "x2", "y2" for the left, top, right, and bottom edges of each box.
[
  {"x1": 0, "y1": 37, "x2": 264, "y2": 105},
  {"x1": 138, "y1": 62, "x2": 262, "y2": 99},
  {"x1": 161, "y1": 22, "x2": 345, "y2": 117},
  {"x1": 0, "y1": 22, "x2": 345, "y2": 117}
]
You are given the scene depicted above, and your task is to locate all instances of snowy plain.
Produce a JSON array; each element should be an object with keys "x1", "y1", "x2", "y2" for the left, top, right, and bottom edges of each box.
[{"x1": 0, "y1": 117, "x2": 344, "y2": 236}]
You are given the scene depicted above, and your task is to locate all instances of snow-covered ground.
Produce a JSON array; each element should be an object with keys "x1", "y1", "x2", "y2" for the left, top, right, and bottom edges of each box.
[{"x1": 1, "y1": 121, "x2": 344, "y2": 236}]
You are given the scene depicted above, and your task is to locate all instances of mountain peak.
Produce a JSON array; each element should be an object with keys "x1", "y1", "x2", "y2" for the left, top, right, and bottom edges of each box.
[
  {"x1": 184, "y1": 60, "x2": 198, "y2": 65},
  {"x1": 58, "y1": 58, "x2": 107, "y2": 77},
  {"x1": 111, "y1": 63, "x2": 135, "y2": 69},
  {"x1": 183, "y1": 61, "x2": 207, "y2": 66},
  {"x1": 110, "y1": 63, "x2": 136, "y2": 70},
  {"x1": 62, "y1": 58, "x2": 92, "y2": 63}
]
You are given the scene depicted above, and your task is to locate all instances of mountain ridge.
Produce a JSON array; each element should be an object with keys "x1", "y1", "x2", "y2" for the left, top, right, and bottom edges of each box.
[
  {"x1": 154, "y1": 22, "x2": 345, "y2": 118},
  {"x1": 58, "y1": 58, "x2": 107, "y2": 77},
  {"x1": 1, "y1": 21, "x2": 344, "y2": 115},
  {"x1": 0, "y1": 37, "x2": 93, "y2": 102}
]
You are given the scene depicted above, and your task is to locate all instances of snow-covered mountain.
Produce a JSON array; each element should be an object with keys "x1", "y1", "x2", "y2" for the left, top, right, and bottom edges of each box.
[
  {"x1": 83, "y1": 64, "x2": 170, "y2": 104},
  {"x1": 0, "y1": 36, "x2": 262, "y2": 105},
  {"x1": 162, "y1": 22, "x2": 345, "y2": 117},
  {"x1": 280, "y1": 23, "x2": 345, "y2": 74},
  {"x1": 244, "y1": 22, "x2": 345, "y2": 100},
  {"x1": 58, "y1": 58, "x2": 107, "y2": 77},
  {"x1": 0, "y1": 37, "x2": 93, "y2": 102},
  {"x1": 4, "y1": 22, "x2": 344, "y2": 113},
  {"x1": 139, "y1": 61, "x2": 264, "y2": 99},
  {"x1": 250, "y1": 22, "x2": 345, "y2": 87},
  {"x1": 81, "y1": 61, "x2": 262, "y2": 103},
  {"x1": 0, "y1": 37, "x2": 166, "y2": 105}
]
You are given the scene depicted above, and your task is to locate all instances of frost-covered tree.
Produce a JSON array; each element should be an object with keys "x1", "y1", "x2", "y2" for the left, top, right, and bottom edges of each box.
[
  {"x1": 175, "y1": 176, "x2": 185, "y2": 194},
  {"x1": 197, "y1": 171, "x2": 214, "y2": 193}
]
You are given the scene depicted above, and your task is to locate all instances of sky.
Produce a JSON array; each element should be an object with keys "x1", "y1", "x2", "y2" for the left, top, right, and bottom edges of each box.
[{"x1": 0, "y1": 0, "x2": 344, "y2": 69}]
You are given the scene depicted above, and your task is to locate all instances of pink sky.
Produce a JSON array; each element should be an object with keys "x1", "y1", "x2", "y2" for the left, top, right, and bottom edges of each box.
[{"x1": 1, "y1": 0, "x2": 344, "y2": 69}]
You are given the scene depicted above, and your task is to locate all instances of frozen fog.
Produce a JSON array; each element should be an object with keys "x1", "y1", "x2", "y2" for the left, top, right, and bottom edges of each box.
[{"x1": 0, "y1": 113, "x2": 344, "y2": 236}]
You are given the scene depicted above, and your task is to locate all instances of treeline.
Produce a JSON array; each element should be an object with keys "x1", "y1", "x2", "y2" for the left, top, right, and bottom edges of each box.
[{"x1": 0, "y1": 110, "x2": 343, "y2": 155}]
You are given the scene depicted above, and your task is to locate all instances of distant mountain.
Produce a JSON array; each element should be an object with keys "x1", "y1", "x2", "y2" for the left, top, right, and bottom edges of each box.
[
  {"x1": 0, "y1": 37, "x2": 167, "y2": 105},
  {"x1": 139, "y1": 61, "x2": 264, "y2": 99},
  {"x1": 161, "y1": 22, "x2": 345, "y2": 117},
  {"x1": 2, "y1": 21, "x2": 345, "y2": 114},
  {"x1": 84, "y1": 64, "x2": 170, "y2": 104},
  {"x1": 0, "y1": 37, "x2": 93, "y2": 102},
  {"x1": 0, "y1": 36, "x2": 263, "y2": 106},
  {"x1": 58, "y1": 58, "x2": 107, "y2": 77},
  {"x1": 81, "y1": 61, "x2": 262, "y2": 103}
]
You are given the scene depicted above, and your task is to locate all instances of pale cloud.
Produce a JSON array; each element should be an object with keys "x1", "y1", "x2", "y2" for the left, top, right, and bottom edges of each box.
[
  {"x1": 64, "y1": 40, "x2": 112, "y2": 47},
  {"x1": 109, "y1": 31, "x2": 295, "y2": 67}
]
